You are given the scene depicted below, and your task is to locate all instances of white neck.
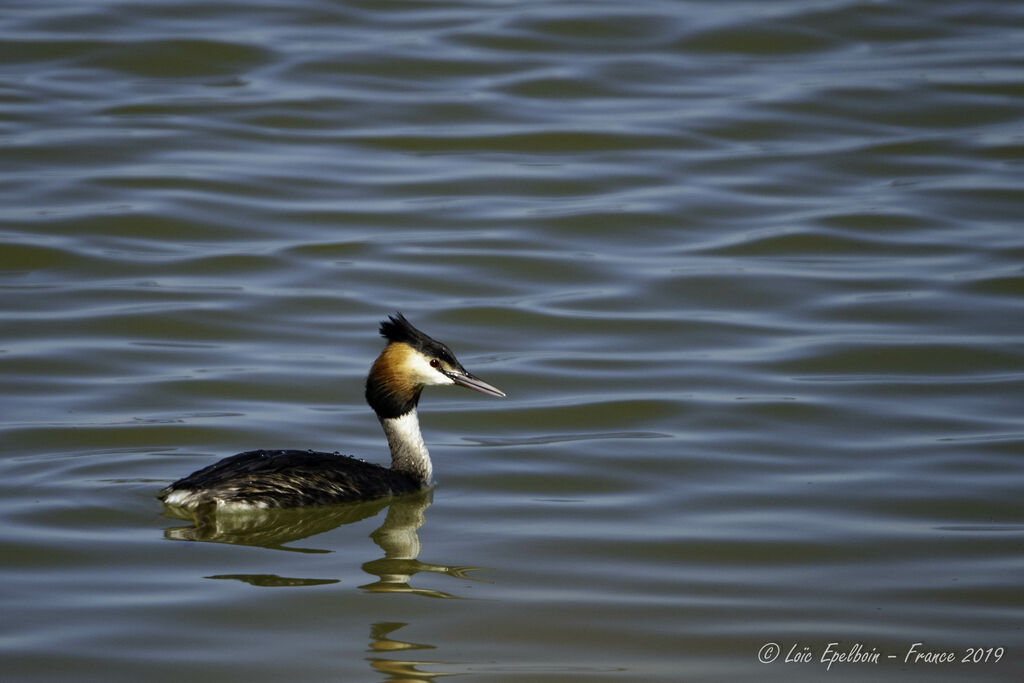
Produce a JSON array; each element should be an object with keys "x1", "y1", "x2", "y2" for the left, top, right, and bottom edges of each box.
[{"x1": 380, "y1": 409, "x2": 432, "y2": 485}]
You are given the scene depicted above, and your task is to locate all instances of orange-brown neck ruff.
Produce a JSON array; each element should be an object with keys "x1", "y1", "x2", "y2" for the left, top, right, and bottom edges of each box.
[{"x1": 365, "y1": 342, "x2": 425, "y2": 420}]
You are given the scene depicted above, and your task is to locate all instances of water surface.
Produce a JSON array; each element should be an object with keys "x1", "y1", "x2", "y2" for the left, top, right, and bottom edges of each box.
[{"x1": 1, "y1": 1, "x2": 1023, "y2": 680}]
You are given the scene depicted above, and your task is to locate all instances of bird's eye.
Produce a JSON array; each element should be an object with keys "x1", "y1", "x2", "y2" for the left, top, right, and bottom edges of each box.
[{"x1": 429, "y1": 359, "x2": 440, "y2": 368}]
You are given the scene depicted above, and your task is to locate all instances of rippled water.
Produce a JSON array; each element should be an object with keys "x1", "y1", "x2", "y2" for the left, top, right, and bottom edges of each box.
[{"x1": 2, "y1": 0, "x2": 1022, "y2": 680}]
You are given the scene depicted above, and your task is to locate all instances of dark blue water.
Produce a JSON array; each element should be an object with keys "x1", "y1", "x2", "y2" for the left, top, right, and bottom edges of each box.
[{"x1": 1, "y1": 1, "x2": 1022, "y2": 680}]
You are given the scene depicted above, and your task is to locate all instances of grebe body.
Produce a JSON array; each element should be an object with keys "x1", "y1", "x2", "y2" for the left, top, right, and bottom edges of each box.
[{"x1": 158, "y1": 314, "x2": 504, "y2": 511}]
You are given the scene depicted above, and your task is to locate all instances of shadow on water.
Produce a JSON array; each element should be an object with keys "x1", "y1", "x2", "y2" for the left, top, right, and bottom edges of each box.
[{"x1": 160, "y1": 489, "x2": 489, "y2": 598}]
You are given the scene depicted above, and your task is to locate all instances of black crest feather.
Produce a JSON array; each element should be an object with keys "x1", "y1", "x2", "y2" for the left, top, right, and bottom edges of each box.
[
  {"x1": 380, "y1": 313, "x2": 427, "y2": 346},
  {"x1": 378, "y1": 313, "x2": 461, "y2": 366}
]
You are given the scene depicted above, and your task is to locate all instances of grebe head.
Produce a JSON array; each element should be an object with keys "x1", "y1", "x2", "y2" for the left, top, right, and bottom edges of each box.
[{"x1": 365, "y1": 313, "x2": 505, "y2": 420}]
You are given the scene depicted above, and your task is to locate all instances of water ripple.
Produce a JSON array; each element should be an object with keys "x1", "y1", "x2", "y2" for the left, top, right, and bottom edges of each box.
[{"x1": 2, "y1": 0, "x2": 1023, "y2": 680}]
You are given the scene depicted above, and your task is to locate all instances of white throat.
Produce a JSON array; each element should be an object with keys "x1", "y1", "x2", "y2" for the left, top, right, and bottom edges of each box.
[{"x1": 380, "y1": 409, "x2": 432, "y2": 485}]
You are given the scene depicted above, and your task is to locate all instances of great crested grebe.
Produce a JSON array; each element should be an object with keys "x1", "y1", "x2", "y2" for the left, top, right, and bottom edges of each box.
[{"x1": 158, "y1": 313, "x2": 504, "y2": 511}]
